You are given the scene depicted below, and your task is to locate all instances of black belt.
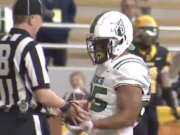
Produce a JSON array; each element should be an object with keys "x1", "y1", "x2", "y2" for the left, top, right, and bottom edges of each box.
[
  {"x1": 0, "y1": 105, "x2": 42, "y2": 114},
  {"x1": 0, "y1": 105, "x2": 19, "y2": 112},
  {"x1": 0, "y1": 105, "x2": 51, "y2": 119},
  {"x1": 0, "y1": 106, "x2": 46, "y2": 124}
]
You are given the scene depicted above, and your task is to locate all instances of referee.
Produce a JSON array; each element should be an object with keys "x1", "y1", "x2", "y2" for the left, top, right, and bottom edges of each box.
[{"x1": 0, "y1": 0, "x2": 87, "y2": 135}]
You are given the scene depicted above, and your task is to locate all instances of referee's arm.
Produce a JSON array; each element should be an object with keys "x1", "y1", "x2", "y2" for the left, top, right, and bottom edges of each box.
[{"x1": 24, "y1": 42, "x2": 66, "y2": 108}]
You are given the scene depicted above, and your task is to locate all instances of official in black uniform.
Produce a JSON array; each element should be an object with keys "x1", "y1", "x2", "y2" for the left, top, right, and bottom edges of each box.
[
  {"x1": 132, "y1": 15, "x2": 180, "y2": 135},
  {"x1": 0, "y1": 0, "x2": 87, "y2": 135}
]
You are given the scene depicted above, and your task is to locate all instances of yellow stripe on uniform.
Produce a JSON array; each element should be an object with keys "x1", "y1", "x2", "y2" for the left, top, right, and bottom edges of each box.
[
  {"x1": 149, "y1": 67, "x2": 158, "y2": 94},
  {"x1": 161, "y1": 66, "x2": 169, "y2": 73},
  {"x1": 88, "y1": 102, "x2": 91, "y2": 109},
  {"x1": 166, "y1": 53, "x2": 172, "y2": 64}
]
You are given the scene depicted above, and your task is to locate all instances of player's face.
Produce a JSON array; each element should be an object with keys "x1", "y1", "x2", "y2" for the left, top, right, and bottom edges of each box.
[
  {"x1": 87, "y1": 38, "x2": 110, "y2": 64},
  {"x1": 134, "y1": 27, "x2": 158, "y2": 49},
  {"x1": 70, "y1": 75, "x2": 84, "y2": 90},
  {"x1": 95, "y1": 39, "x2": 109, "y2": 63}
]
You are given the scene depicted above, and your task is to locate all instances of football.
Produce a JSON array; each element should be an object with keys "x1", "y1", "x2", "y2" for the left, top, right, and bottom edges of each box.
[{"x1": 64, "y1": 89, "x2": 88, "y2": 125}]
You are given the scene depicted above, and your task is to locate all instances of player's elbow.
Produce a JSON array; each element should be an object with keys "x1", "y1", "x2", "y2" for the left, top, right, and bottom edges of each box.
[
  {"x1": 124, "y1": 117, "x2": 136, "y2": 127},
  {"x1": 112, "y1": 113, "x2": 136, "y2": 129},
  {"x1": 122, "y1": 114, "x2": 136, "y2": 127}
]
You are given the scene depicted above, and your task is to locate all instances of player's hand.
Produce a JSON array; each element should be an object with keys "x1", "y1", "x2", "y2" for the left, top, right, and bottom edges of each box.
[
  {"x1": 54, "y1": 115, "x2": 64, "y2": 125},
  {"x1": 49, "y1": 108, "x2": 64, "y2": 125},
  {"x1": 80, "y1": 119, "x2": 93, "y2": 133},
  {"x1": 64, "y1": 101, "x2": 88, "y2": 124},
  {"x1": 50, "y1": 108, "x2": 62, "y2": 116},
  {"x1": 171, "y1": 107, "x2": 180, "y2": 120}
]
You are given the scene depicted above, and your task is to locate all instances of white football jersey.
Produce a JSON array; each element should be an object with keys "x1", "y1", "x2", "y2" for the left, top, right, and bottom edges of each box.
[{"x1": 88, "y1": 54, "x2": 151, "y2": 135}]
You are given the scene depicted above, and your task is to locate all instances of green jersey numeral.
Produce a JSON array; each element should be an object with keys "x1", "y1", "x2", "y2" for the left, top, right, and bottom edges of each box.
[
  {"x1": 90, "y1": 86, "x2": 107, "y2": 112},
  {"x1": 90, "y1": 85, "x2": 149, "y2": 119}
]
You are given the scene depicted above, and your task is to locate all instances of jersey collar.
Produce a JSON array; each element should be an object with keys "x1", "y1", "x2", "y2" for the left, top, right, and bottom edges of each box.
[{"x1": 10, "y1": 28, "x2": 32, "y2": 37}]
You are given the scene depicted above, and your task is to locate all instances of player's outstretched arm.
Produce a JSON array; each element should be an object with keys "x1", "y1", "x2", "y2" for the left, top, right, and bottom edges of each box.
[
  {"x1": 24, "y1": 43, "x2": 88, "y2": 121},
  {"x1": 91, "y1": 85, "x2": 142, "y2": 129},
  {"x1": 160, "y1": 52, "x2": 180, "y2": 119}
]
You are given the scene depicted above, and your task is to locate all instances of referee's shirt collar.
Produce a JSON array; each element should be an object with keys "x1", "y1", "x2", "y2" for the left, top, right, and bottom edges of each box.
[{"x1": 10, "y1": 28, "x2": 32, "y2": 37}]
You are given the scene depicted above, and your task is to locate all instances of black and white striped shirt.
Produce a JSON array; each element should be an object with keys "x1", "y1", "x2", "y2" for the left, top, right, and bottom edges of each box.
[{"x1": 0, "y1": 28, "x2": 50, "y2": 113}]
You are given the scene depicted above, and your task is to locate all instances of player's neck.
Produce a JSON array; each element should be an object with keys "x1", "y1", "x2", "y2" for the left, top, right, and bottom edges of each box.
[
  {"x1": 112, "y1": 50, "x2": 129, "y2": 61},
  {"x1": 121, "y1": 50, "x2": 129, "y2": 56}
]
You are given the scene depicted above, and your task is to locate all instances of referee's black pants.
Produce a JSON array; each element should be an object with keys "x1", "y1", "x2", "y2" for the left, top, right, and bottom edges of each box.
[{"x1": 0, "y1": 108, "x2": 50, "y2": 135}]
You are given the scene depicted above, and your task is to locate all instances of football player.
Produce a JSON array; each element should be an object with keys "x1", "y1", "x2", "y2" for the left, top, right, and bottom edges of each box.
[
  {"x1": 73, "y1": 11, "x2": 151, "y2": 135},
  {"x1": 132, "y1": 15, "x2": 180, "y2": 135}
]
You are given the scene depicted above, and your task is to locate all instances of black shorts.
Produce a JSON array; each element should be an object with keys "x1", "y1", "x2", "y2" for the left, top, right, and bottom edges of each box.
[{"x1": 0, "y1": 108, "x2": 50, "y2": 135}]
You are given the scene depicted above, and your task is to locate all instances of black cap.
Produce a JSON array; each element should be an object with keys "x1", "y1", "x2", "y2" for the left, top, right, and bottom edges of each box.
[{"x1": 13, "y1": 0, "x2": 54, "y2": 18}]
